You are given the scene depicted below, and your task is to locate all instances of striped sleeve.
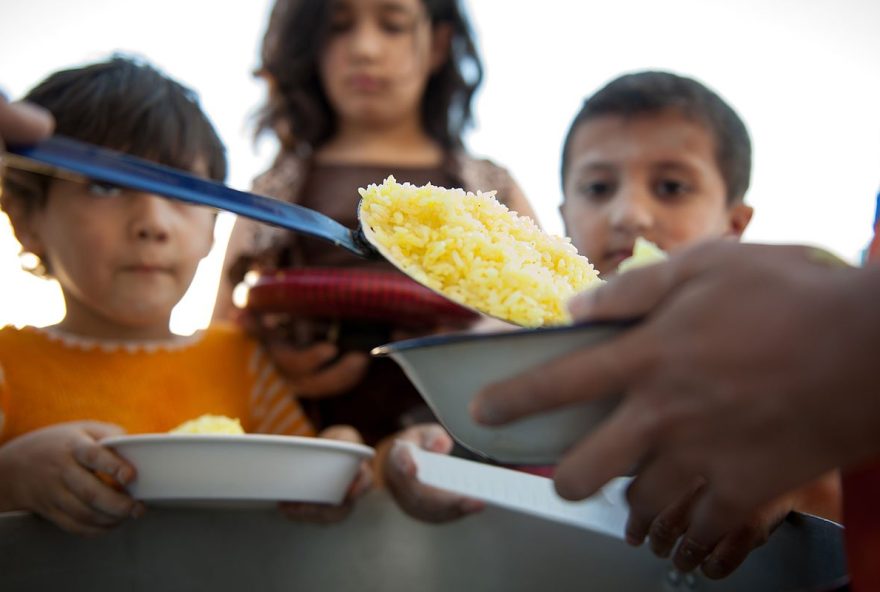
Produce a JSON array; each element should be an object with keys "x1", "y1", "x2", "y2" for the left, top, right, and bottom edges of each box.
[
  {"x1": 246, "y1": 345, "x2": 315, "y2": 437},
  {"x1": 0, "y1": 363, "x2": 8, "y2": 438}
]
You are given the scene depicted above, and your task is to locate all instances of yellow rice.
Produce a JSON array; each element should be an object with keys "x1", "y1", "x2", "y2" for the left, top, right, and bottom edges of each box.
[
  {"x1": 358, "y1": 176, "x2": 602, "y2": 326},
  {"x1": 617, "y1": 237, "x2": 668, "y2": 274},
  {"x1": 170, "y1": 414, "x2": 245, "y2": 435}
]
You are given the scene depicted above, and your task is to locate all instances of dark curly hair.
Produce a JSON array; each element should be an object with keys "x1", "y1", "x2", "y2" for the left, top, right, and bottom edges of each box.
[
  {"x1": 561, "y1": 71, "x2": 752, "y2": 203},
  {"x1": 256, "y1": 0, "x2": 483, "y2": 152}
]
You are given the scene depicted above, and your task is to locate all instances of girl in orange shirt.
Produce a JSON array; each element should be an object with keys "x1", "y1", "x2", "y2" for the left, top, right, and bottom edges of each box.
[{"x1": 0, "y1": 57, "x2": 367, "y2": 536}]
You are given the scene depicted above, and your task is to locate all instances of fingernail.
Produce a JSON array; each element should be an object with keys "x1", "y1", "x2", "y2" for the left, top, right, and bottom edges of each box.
[
  {"x1": 469, "y1": 397, "x2": 502, "y2": 426},
  {"x1": 567, "y1": 290, "x2": 597, "y2": 319},
  {"x1": 459, "y1": 498, "x2": 484, "y2": 514},
  {"x1": 625, "y1": 533, "x2": 645, "y2": 547},
  {"x1": 116, "y1": 466, "x2": 132, "y2": 484},
  {"x1": 702, "y1": 558, "x2": 726, "y2": 579},
  {"x1": 421, "y1": 426, "x2": 446, "y2": 451},
  {"x1": 390, "y1": 441, "x2": 413, "y2": 474}
]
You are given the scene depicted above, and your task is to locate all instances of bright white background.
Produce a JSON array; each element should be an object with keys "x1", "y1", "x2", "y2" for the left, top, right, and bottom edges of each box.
[{"x1": 2, "y1": 0, "x2": 879, "y2": 334}]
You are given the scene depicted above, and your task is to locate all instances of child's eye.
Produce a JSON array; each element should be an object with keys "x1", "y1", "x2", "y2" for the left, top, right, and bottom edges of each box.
[
  {"x1": 654, "y1": 180, "x2": 690, "y2": 199},
  {"x1": 577, "y1": 181, "x2": 614, "y2": 201},
  {"x1": 380, "y1": 17, "x2": 414, "y2": 34},
  {"x1": 87, "y1": 181, "x2": 123, "y2": 197}
]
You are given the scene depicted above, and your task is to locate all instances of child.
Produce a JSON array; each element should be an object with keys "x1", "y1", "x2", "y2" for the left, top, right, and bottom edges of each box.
[
  {"x1": 559, "y1": 70, "x2": 754, "y2": 276},
  {"x1": 214, "y1": 0, "x2": 539, "y2": 446},
  {"x1": 0, "y1": 57, "x2": 367, "y2": 537},
  {"x1": 558, "y1": 70, "x2": 840, "y2": 578}
]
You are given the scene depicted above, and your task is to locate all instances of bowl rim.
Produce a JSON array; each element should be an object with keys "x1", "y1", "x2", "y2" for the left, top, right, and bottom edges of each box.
[
  {"x1": 371, "y1": 318, "x2": 640, "y2": 356},
  {"x1": 102, "y1": 433, "x2": 374, "y2": 458}
]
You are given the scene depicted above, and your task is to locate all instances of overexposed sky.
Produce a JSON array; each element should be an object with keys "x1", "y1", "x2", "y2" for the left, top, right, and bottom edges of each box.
[{"x1": 1, "y1": 0, "x2": 879, "y2": 334}]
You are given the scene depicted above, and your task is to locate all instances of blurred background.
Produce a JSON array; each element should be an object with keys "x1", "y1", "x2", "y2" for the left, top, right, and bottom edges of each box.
[{"x1": 2, "y1": 0, "x2": 879, "y2": 334}]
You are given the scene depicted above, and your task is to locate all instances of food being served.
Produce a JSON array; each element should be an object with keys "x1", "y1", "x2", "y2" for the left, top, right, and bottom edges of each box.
[
  {"x1": 170, "y1": 414, "x2": 245, "y2": 435},
  {"x1": 617, "y1": 237, "x2": 668, "y2": 273},
  {"x1": 359, "y1": 176, "x2": 602, "y2": 327}
]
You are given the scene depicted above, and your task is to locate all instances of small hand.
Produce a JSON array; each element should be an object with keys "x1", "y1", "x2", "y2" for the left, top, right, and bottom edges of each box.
[
  {"x1": 278, "y1": 425, "x2": 372, "y2": 524},
  {"x1": 0, "y1": 421, "x2": 144, "y2": 536},
  {"x1": 267, "y1": 341, "x2": 369, "y2": 399},
  {"x1": 380, "y1": 424, "x2": 484, "y2": 523}
]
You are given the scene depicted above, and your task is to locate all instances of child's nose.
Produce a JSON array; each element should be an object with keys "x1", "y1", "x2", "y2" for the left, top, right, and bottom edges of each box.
[
  {"x1": 129, "y1": 194, "x2": 172, "y2": 242},
  {"x1": 609, "y1": 184, "x2": 654, "y2": 232},
  {"x1": 350, "y1": 22, "x2": 382, "y2": 59}
]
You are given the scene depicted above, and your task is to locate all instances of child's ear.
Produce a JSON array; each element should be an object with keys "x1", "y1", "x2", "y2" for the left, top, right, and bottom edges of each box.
[
  {"x1": 429, "y1": 23, "x2": 453, "y2": 72},
  {"x1": 725, "y1": 202, "x2": 754, "y2": 238},
  {"x1": 1, "y1": 195, "x2": 45, "y2": 258}
]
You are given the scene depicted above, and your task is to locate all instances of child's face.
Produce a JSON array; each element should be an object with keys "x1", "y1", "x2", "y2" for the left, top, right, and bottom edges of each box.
[
  {"x1": 319, "y1": 0, "x2": 449, "y2": 130},
  {"x1": 561, "y1": 110, "x2": 753, "y2": 276},
  {"x1": 18, "y1": 178, "x2": 214, "y2": 337}
]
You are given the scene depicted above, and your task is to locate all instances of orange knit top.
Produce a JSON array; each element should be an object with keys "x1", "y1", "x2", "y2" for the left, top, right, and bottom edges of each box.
[{"x1": 0, "y1": 323, "x2": 314, "y2": 443}]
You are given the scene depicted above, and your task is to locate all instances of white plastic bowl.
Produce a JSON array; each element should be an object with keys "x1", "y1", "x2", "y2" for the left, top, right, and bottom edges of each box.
[
  {"x1": 373, "y1": 320, "x2": 633, "y2": 465},
  {"x1": 103, "y1": 434, "x2": 373, "y2": 505}
]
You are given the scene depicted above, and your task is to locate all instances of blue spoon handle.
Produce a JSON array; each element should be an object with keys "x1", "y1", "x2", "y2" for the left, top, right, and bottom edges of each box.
[{"x1": 4, "y1": 136, "x2": 377, "y2": 258}]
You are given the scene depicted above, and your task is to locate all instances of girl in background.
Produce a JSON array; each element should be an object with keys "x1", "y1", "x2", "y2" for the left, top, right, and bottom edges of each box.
[{"x1": 216, "y1": 0, "x2": 537, "y2": 446}]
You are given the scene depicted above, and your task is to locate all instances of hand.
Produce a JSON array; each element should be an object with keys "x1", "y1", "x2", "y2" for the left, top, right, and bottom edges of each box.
[
  {"x1": 236, "y1": 310, "x2": 370, "y2": 399},
  {"x1": 379, "y1": 424, "x2": 484, "y2": 523},
  {"x1": 0, "y1": 94, "x2": 54, "y2": 150},
  {"x1": 472, "y1": 242, "x2": 880, "y2": 568},
  {"x1": 268, "y1": 341, "x2": 369, "y2": 399},
  {"x1": 0, "y1": 421, "x2": 144, "y2": 536},
  {"x1": 278, "y1": 425, "x2": 372, "y2": 523},
  {"x1": 623, "y1": 475, "x2": 792, "y2": 578}
]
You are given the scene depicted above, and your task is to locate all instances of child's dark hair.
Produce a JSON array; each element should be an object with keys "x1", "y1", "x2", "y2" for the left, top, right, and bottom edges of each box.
[
  {"x1": 2, "y1": 56, "x2": 227, "y2": 216},
  {"x1": 257, "y1": 0, "x2": 482, "y2": 152},
  {"x1": 561, "y1": 71, "x2": 752, "y2": 203}
]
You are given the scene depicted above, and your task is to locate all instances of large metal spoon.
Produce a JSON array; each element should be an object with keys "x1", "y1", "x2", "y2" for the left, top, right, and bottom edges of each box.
[{"x1": 3, "y1": 135, "x2": 380, "y2": 259}]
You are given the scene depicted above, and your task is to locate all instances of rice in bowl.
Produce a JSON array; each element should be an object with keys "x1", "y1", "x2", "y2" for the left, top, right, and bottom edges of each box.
[{"x1": 358, "y1": 176, "x2": 601, "y2": 326}]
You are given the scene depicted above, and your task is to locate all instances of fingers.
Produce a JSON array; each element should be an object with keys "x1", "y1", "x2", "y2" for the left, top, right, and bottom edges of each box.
[
  {"x1": 696, "y1": 497, "x2": 789, "y2": 579},
  {"x1": 270, "y1": 342, "x2": 339, "y2": 378},
  {"x1": 318, "y1": 424, "x2": 363, "y2": 443},
  {"x1": 72, "y1": 426, "x2": 135, "y2": 486},
  {"x1": 383, "y1": 437, "x2": 484, "y2": 523},
  {"x1": 0, "y1": 97, "x2": 54, "y2": 146},
  {"x1": 43, "y1": 496, "x2": 116, "y2": 538},
  {"x1": 567, "y1": 255, "x2": 681, "y2": 321},
  {"x1": 345, "y1": 460, "x2": 373, "y2": 502},
  {"x1": 393, "y1": 423, "x2": 453, "y2": 453},
  {"x1": 471, "y1": 328, "x2": 645, "y2": 426},
  {"x1": 551, "y1": 399, "x2": 653, "y2": 501},
  {"x1": 277, "y1": 347, "x2": 370, "y2": 398},
  {"x1": 645, "y1": 481, "x2": 705, "y2": 558},
  {"x1": 61, "y1": 462, "x2": 140, "y2": 520}
]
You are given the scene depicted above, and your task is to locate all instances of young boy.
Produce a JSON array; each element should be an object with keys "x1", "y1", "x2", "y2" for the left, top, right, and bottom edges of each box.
[
  {"x1": 559, "y1": 70, "x2": 754, "y2": 276},
  {"x1": 0, "y1": 57, "x2": 367, "y2": 536},
  {"x1": 558, "y1": 70, "x2": 840, "y2": 578}
]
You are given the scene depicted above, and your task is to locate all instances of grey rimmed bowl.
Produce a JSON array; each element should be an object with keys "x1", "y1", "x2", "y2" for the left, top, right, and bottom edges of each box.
[{"x1": 373, "y1": 320, "x2": 634, "y2": 465}]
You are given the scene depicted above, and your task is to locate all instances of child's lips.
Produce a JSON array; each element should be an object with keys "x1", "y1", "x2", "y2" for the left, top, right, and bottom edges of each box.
[
  {"x1": 348, "y1": 74, "x2": 383, "y2": 92},
  {"x1": 122, "y1": 263, "x2": 172, "y2": 275}
]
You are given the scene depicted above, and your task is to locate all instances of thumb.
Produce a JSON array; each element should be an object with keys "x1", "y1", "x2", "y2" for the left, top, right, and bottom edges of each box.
[{"x1": 78, "y1": 421, "x2": 126, "y2": 440}]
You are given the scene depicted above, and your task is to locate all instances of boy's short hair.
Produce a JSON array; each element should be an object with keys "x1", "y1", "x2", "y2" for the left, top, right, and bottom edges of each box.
[
  {"x1": 2, "y1": 56, "x2": 227, "y2": 217},
  {"x1": 560, "y1": 71, "x2": 751, "y2": 203}
]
